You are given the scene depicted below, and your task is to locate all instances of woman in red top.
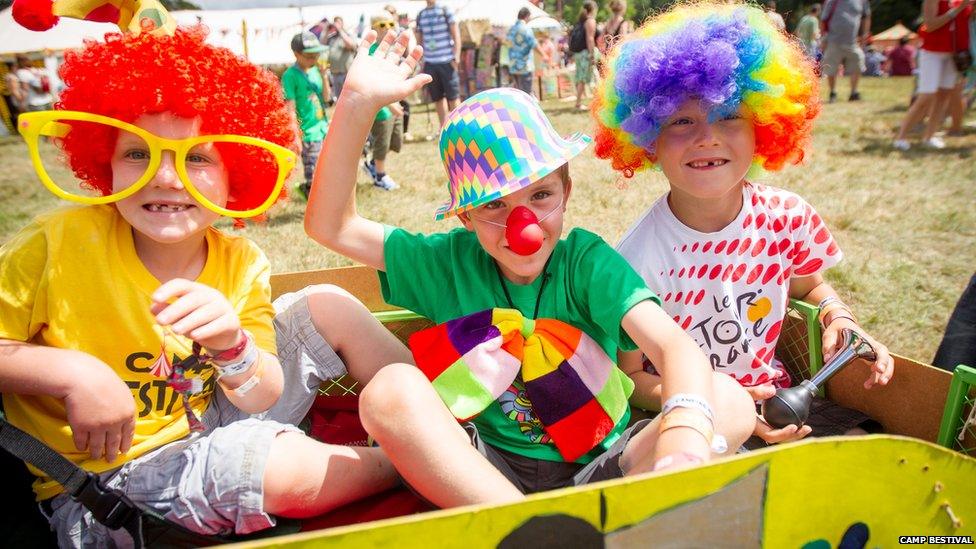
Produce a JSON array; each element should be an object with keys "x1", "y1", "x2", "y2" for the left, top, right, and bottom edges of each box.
[{"x1": 893, "y1": 0, "x2": 973, "y2": 150}]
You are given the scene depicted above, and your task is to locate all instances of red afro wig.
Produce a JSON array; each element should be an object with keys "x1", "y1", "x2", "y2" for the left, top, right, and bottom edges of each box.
[{"x1": 57, "y1": 26, "x2": 297, "y2": 210}]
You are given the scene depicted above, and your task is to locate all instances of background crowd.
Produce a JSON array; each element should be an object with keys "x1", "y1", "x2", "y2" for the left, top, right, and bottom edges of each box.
[{"x1": 6, "y1": 0, "x2": 971, "y2": 148}]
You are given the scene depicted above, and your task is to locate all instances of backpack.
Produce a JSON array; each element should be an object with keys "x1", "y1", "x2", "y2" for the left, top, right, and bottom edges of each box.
[{"x1": 569, "y1": 21, "x2": 587, "y2": 53}]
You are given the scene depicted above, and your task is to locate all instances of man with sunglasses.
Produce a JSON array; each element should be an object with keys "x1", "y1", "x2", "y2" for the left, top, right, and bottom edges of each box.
[{"x1": 283, "y1": 31, "x2": 331, "y2": 199}]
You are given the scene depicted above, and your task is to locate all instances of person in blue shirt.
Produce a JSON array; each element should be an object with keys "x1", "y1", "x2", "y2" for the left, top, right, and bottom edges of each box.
[{"x1": 506, "y1": 8, "x2": 545, "y2": 96}]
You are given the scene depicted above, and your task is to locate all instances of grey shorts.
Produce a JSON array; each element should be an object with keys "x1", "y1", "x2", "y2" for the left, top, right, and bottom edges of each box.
[
  {"x1": 369, "y1": 115, "x2": 403, "y2": 162},
  {"x1": 300, "y1": 140, "x2": 323, "y2": 185},
  {"x1": 821, "y1": 42, "x2": 866, "y2": 77},
  {"x1": 45, "y1": 287, "x2": 348, "y2": 547},
  {"x1": 466, "y1": 419, "x2": 651, "y2": 494},
  {"x1": 330, "y1": 72, "x2": 347, "y2": 99}
]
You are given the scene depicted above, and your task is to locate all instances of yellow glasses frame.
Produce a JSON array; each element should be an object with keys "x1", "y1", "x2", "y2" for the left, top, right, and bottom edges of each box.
[{"x1": 17, "y1": 110, "x2": 298, "y2": 218}]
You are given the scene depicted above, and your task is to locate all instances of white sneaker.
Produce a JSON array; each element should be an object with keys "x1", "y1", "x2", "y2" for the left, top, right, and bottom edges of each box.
[
  {"x1": 922, "y1": 136, "x2": 946, "y2": 149},
  {"x1": 892, "y1": 139, "x2": 911, "y2": 151},
  {"x1": 374, "y1": 174, "x2": 399, "y2": 190}
]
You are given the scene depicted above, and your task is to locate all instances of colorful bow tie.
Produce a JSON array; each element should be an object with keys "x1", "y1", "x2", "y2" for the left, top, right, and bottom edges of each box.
[{"x1": 409, "y1": 308, "x2": 633, "y2": 461}]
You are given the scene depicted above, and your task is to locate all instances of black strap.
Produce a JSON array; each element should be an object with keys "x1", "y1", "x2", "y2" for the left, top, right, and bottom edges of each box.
[
  {"x1": 493, "y1": 255, "x2": 553, "y2": 319},
  {"x1": 0, "y1": 413, "x2": 299, "y2": 547},
  {"x1": 0, "y1": 414, "x2": 148, "y2": 545},
  {"x1": 0, "y1": 414, "x2": 89, "y2": 495}
]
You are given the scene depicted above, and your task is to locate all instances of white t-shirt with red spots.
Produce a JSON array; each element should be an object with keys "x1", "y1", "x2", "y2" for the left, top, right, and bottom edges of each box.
[{"x1": 616, "y1": 183, "x2": 842, "y2": 387}]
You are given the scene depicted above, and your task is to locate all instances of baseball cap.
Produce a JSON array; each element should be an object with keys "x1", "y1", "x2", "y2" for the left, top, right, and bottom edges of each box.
[{"x1": 291, "y1": 31, "x2": 326, "y2": 54}]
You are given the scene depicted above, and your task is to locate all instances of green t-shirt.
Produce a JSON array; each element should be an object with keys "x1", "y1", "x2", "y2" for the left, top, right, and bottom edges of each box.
[
  {"x1": 380, "y1": 226, "x2": 660, "y2": 463},
  {"x1": 281, "y1": 65, "x2": 329, "y2": 142},
  {"x1": 368, "y1": 43, "x2": 393, "y2": 122}
]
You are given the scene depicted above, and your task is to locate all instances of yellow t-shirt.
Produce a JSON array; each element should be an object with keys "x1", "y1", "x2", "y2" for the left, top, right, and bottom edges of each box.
[{"x1": 0, "y1": 205, "x2": 276, "y2": 500}]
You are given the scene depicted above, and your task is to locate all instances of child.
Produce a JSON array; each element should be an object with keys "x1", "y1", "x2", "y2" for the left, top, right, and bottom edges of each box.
[
  {"x1": 0, "y1": 14, "x2": 411, "y2": 546},
  {"x1": 305, "y1": 30, "x2": 756, "y2": 508},
  {"x1": 363, "y1": 14, "x2": 404, "y2": 191},
  {"x1": 592, "y1": 2, "x2": 894, "y2": 445},
  {"x1": 282, "y1": 31, "x2": 331, "y2": 200}
]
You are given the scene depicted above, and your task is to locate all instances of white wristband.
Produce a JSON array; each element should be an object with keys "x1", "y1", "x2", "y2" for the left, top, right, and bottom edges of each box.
[
  {"x1": 214, "y1": 339, "x2": 258, "y2": 379},
  {"x1": 218, "y1": 354, "x2": 265, "y2": 398},
  {"x1": 661, "y1": 393, "x2": 714, "y2": 422}
]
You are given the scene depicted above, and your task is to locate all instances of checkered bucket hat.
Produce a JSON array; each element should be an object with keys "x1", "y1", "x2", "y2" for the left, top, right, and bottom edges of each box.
[{"x1": 435, "y1": 88, "x2": 591, "y2": 220}]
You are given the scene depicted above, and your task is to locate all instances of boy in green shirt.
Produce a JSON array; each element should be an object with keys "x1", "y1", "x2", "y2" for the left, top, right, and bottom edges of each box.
[
  {"x1": 305, "y1": 31, "x2": 755, "y2": 507},
  {"x1": 282, "y1": 32, "x2": 331, "y2": 199}
]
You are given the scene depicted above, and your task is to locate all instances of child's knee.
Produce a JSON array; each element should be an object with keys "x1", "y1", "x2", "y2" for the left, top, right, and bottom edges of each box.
[
  {"x1": 359, "y1": 363, "x2": 431, "y2": 431},
  {"x1": 712, "y1": 372, "x2": 756, "y2": 452},
  {"x1": 304, "y1": 284, "x2": 364, "y2": 311},
  {"x1": 714, "y1": 372, "x2": 753, "y2": 413},
  {"x1": 305, "y1": 284, "x2": 371, "y2": 328}
]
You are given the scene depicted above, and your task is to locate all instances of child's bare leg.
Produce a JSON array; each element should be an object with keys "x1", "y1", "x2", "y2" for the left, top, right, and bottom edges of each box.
[
  {"x1": 895, "y1": 93, "x2": 936, "y2": 140},
  {"x1": 359, "y1": 363, "x2": 524, "y2": 507},
  {"x1": 304, "y1": 284, "x2": 413, "y2": 384},
  {"x1": 434, "y1": 98, "x2": 449, "y2": 128},
  {"x1": 620, "y1": 372, "x2": 755, "y2": 475},
  {"x1": 263, "y1": 432, "x2": 398, "y2": 517},
  {"x1": 922, "y1": 88, "x2": 953, "y2": 141}
]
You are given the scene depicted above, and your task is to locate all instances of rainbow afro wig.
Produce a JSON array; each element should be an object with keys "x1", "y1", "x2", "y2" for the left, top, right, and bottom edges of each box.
[
  {"x1": 56, "y1": 26, "x2": 297, "y2": 209},
  {"x1": 592, "y1": 2, "x2": 819, "y2": 177}
]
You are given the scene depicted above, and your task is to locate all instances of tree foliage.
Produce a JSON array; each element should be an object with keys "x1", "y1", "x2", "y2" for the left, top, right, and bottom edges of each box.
[{"x1": 160, "y1": 0, "x2": 200, "y2": 11}]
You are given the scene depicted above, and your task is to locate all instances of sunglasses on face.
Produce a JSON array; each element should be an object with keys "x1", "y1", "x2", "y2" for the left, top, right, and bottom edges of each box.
[{"x1": 18, "y1": 110, "x2": 297, "y2": 218}]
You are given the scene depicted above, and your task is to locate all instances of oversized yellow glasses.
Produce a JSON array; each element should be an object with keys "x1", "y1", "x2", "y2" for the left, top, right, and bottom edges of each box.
[{"x1": 18, "y1": 110, "x2": 298, "y2": 218}]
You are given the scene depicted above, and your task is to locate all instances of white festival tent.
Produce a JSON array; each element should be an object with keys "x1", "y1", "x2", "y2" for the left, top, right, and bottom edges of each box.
[{"x1": 0, "y1": 0, "x2": 560, "y2": 64}]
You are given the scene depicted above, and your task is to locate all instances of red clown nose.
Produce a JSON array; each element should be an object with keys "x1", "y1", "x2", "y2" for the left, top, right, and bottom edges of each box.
[{"x1": 505, "y1": 206, "x2": 545, "y2": 256}]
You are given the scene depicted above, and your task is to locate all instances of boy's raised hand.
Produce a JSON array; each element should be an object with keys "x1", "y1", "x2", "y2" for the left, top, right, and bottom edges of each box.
[
  {"x1": 341, "y1": 29, "x2": 432, "y2": 113},
  {"x1": 151, "y1": 279, "x2": 243, "y2": 354}
]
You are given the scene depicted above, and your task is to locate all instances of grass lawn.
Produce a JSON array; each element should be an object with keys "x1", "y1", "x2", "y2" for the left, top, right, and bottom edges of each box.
[{"x1": 1, "y1": 76, "x2": 974, "y2": 363}]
